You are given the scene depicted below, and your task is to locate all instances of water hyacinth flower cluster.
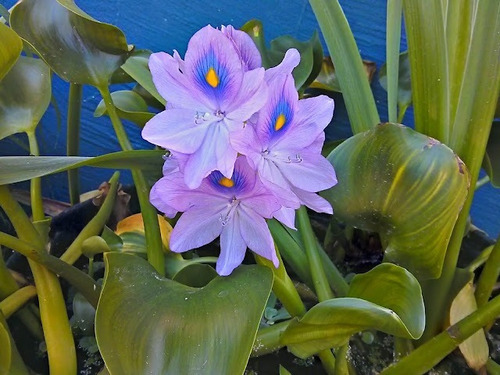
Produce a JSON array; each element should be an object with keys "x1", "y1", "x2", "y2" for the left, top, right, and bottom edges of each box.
[{"x1": 142, "y1": 25, "x2": 337, "y2": 276}]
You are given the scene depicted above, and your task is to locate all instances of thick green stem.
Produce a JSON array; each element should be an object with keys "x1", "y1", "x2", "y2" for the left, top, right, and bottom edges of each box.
[
  {"x1": 67, "y1": 83, "x2": 83, "y2": 205},
  {"x1": 251, "y1": 320, "x2": 290, "y2": 357},
  {"x1": 0, "y1": 191, "x2": 42, "y2": 250},
  {"x1": 25, "y1": 131, "x2": 77, "y2": 374},
  {"x1": 487, "y1": 358, "x2": 500, "y2": 374},
  {"x1": 296, "y1": 207, "x2": 337, "y2": 373},
  {"x1": 318, "y1": 350, "x2": 336, "y2": 375},
  {"x1": 268, "y1": 219, "x2": 312, "y2": 286},
  {"x1": 0, "y1": 231, "x2": 100, "y2": 307},
  {"x1": 297, "y1": 206, "x2": 333, "y2": 301},
  {"x1": 381, "y1": 294, "x2": 500, "y2": 375},
  {"x1": 317, "y1": 240, "x2": 349, "y2": 297},
  {"x1": 255, "y1": 251, "x2": 306, "y2": 317},
  {"x1": 60, "y1": 172, "x2": 119, "y2": 265},
  {"x1": 475, "y1": 235, "x2": 500, "y2": 307},
  {"x1": 334, "y1": 345, "x2": 349, "y2": 375},
  {"x1": 0, "y1": 188, "x2": 44, "y2": 340},
  {"x1": 28, "y1": 258, "x2": 77, "y2": 374},
  {"x1": 466, "y1": 244, "x2": 493, "y2": 273},
  {"x1": 0, "y1": 285, "x2": 37, "y2": 318},
  {"x1": 98, "y1": 85, "x2": 165, "y2": 275},
  {"x1": 0, "y1": 314, "x2": 30, "y2": 375},
  {"x1": 26, "y1": 131, "x2": 44, "y2": 221},
  {"x1": 0, "y1": 256, "x2": 43, "y2": 339}
]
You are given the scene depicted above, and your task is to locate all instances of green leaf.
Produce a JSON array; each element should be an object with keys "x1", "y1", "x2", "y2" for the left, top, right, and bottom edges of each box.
[
  {"x1": 281, "y1": 263, "x2": 425, "y2": 358},
  {"x1": 385, "y1": 0, "x2": 403, "y2": 123},
  {"x1": 309, "y1": 0, "x2": 380, "y2": 134},
  {"x1": 70, "y1": 293, "x2": 95, "y2": 334},
  {"x1": 0, "y1": 313, "x2": 29, "y2": 375},
  {"x1": 240, "y1": 20, "x2": 323, "y2": 91},
  {"x1": 481, "y1": 119, "x2": 500, "y2": 188},
  {"x1": 402, "y1": 0, "x2": 449, "y2": 143},
  {"x1": 279, "y1": 365, "x2": 292, "y2": 375},
  {"x1": 10, "y1": 0, "x2": 132, "y2": 87},
  {"x1": 379, "y1": 51, "x2": 411, "y2": 112},
  {"x1": 120, "y1": 51, "x2": 165, "y2": 105},
  {"x1": 240, "y1": 20, "x2": 271, "y2": 68},
  {"x1": 0, "y1": 56, "x2": 51, "y2": 140},
  {"x1": 268, "y1": 32, "x2": 323, "y2": 90},
  {"x1": 446, "y1": 2, "x2": 500, "y2": 185},
  {"x1": 310, "y1": 57, "x2": 376, "y2": 93},
  {"x1": 0, "y1": 23, "x2": 22, "y2": 82},
  {"x1": 96, "y1": 253, "x2": 273, "y2": 375},
  {"x1": 172, "y1": 263, "x2": 218, "y2": 288},
  {"x1": 0, "y1": 150, "x2": 165, "y2": 185},
  {"x1": 322, "y1": 123, "x2": 470, "y2": 279},
  {"x1": 94, "y1": 90, "x2": 153, "y2": 127}
]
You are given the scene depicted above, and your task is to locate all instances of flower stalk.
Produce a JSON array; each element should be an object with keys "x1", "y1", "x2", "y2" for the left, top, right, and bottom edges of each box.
[
  {"x1": 67, "y1": 83, "x2": 83, "y2": 205},
  {"x1": 98, "y1": 85, "x2": 165, "y2": 275}
]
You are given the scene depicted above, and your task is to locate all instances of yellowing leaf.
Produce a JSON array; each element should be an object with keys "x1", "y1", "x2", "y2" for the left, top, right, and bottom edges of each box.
[
  {"x1": 450, "y1": 282, "x2": 489, "y2": 371},
  {"x1": 116, "y1": 213, "x2": 172, "y2": 251}
]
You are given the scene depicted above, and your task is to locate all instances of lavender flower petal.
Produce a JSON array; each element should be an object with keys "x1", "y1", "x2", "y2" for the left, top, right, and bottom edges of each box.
[
  {"x1": 221, "y1": 25, "x2": 262, "y2": 71},
  {"x1": 149, "y1": 52, "x2": 211, "y2": 110},
  {"x1": 169, "y1": 204, "x2": 225, "y2": 253},
  {"x1": 239, "y1": 206, "x2": 279, "y2": 267},
  {"x1": 183, "y1": 122, "x2": 237, "y2": 188},
  {"x1": 184, "y1": 25, "x2": 244, "y2": 110},
  {"x1": 142, "y1": 109, "x2": 212, "y2": 153},
  {"x1": 218, "y1": 215, "x2": 247, "y2": 276},
  {"x1": 276, "y1": 149, "x2": 337, "y2": 192}
]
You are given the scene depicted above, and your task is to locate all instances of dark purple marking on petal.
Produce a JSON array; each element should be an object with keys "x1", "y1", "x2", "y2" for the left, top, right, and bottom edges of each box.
[
  {"x1": 268, "y1": 99, "x2": 294, "y2": 137},
  {"x1": 194, "y1": 49, "x2": 230, "y2": 102},
  {"x1": 206, "y1": 156, "x2": 256, "y2": 195},
  {"x1": 208, "y1": 170, "x2": 244, "y2": 194}
]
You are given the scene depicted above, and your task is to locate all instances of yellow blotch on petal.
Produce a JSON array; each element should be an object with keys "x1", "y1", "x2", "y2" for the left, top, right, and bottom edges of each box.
[
  {"x1": 206, "y1": 67, "x2": 219, "y2": 88},
  {"x1": 219, "y1": 177, "x2": 234, "y2": 188},
  {"x1": 274, "y1": 114, "x2": 286, "y2": 131}
]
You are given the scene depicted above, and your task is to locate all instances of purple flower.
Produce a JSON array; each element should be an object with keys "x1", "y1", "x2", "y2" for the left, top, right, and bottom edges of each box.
[
  {"x1": 150, "y1": 156, "x2": 281, "y2": 276},
  {"x1": 233, "y1": 49, "x2": 337, "y2": 227},
  {"x1": 142, "y1": 25, "x2": 268, "y2": 189}
]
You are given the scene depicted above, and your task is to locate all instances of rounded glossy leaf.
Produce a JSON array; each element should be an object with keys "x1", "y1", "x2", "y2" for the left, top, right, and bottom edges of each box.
[
  {"x1": 323, "y1": 123, "x2": 470, "y2": 279},
  {"x1": 10, "y1": 0, "x2": 132, "y2": 86},
  {"x1": 96, "y1": 253, "x2": 273, "y2": 375},
  {"x1": 0, "y1": 56, "x2": 51, "y2": 140},
  {"x1": 0, "y1": 23, "x2": 22, "y2": 81},
  {"x1": 281, "y1": 263, "x2": 424, "y2": 358},
  {"x1": 94, "y1": 90, "x2": 153, "y2": 127}
]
